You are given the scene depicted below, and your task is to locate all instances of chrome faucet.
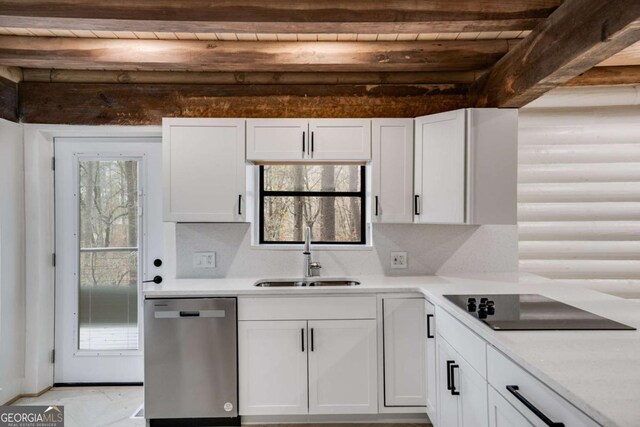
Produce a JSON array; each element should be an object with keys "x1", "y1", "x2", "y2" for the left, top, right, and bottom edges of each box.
[{"x1": 303, "y1": 226, "x2": 321, "y2": 278}]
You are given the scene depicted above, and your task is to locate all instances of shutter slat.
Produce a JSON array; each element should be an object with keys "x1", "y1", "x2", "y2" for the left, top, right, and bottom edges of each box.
[
  {"x1": 519, "y1": 144, "x2": 640, "y2": 164},
  {"x1": 518, "y1": 182, "x2": 640, "y2": 203},
  {"x1": 519, "y1": 163, "x2": 640, "y2": 183},
  {"x1": 519, "y1": 241, "x2": 640, "y2": 260},
  {"x1": 519, "y1": 221, "x2": 640, "y2": 241},
  {"x1": 519, "y1": 260, "x2": 640, "y2": 280},
  {"x1": 519, "y1": 202, "x2": 640, "y2": 221}
]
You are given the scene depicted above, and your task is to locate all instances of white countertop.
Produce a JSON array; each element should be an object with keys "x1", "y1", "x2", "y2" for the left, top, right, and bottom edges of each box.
[{"x1": 144, "y1": 273, "x2": 640, "y2": 427}]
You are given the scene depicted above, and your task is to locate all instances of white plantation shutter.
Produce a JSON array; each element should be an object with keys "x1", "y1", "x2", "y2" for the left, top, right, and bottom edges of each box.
[{"x1": 518, "y1": 106, "x2": 640, "y2": 294}]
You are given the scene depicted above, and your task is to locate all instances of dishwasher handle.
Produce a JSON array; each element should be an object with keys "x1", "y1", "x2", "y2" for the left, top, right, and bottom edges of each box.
[{"x1": 154, "y1": 310, "x2": 226, "y2": 319}]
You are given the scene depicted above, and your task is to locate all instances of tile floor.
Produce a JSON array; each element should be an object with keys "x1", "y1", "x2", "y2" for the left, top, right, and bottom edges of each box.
[
  {"x1": 13, "y1": 387, "x2": 432, "y2": 427},
  {"x1": 12, "y1": 386, "x2": 144, "y2": 427}
]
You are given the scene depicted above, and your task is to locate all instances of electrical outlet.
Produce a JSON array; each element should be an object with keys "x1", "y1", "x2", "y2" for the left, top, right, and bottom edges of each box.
[
  {"x1": 193, "y1": 252, "x2": 216, "y2": 268},
  {"x1": 391, "y1": 251, "x2": 408, "y2": 269}
]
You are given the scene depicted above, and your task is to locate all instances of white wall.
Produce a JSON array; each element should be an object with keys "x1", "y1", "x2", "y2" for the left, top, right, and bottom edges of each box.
[{"x1": 0, "y1": 119, "x2": 25, "y2": 404}]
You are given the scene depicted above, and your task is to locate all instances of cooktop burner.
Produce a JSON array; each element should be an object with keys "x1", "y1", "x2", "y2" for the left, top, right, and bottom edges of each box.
[{"x1": 443, "y1": 294, "x2": 635, "y2": 331}]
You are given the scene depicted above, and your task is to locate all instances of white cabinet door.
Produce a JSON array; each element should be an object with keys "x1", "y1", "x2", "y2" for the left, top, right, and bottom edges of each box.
[
  {"x1": 425, "y1": 300, "x2": 438, "y2": 419},
  {"x1": 437, "y1": 335, "x2": 488, "y2": 427},
  {"x1": 238, "y1": 320, "x2": 308, "y2": 415},
  {"x1": 163, "y1": 118, "x2": 246, "y2": 222},
  {"x1": 308, "y1": 319, "x2": 378, "y2": 414},
  {"x1": 372, "y1": 119, "x2": 414, "y2": 223},
  {"x1": 383, "y1": 298, "x2": 426, "y2": 407},
  {"x1": 414, "y1": 110, "x2": 466, "y2": 224},
  {"x1": 309, "y1": 119, "x2": 372, "y2": 161},
  {"x1": 488, "y1": 386, "x2": 534, "y2": 427},
  {"x1": 246, "y1": 119, "x2": 308, "y2": 161}
]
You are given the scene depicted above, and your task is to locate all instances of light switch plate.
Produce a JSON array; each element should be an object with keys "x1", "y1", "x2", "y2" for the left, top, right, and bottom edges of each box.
[
  {"x1": 391, "y1": 251, "x2": 407, "y2": 269},
  {"x1": 193, "y1": 252, "x2": 216, "y2": 269}
]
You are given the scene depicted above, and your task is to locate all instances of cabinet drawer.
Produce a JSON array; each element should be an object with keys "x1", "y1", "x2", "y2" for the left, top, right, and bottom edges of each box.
[
  {"x1": 238, "y1": 296, "x2": 377, "y2": 320},
  {"x1": 436, "y1": 306, "x2": 486, "y2": 378},
  {"x1": 487, "y1": 346, "x2": 599, "y2": 427}
]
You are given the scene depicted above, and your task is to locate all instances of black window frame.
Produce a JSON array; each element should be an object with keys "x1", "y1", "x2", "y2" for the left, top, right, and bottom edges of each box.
[{"x1": 259, "y1": 165, "x2": 367, "y2": 245}]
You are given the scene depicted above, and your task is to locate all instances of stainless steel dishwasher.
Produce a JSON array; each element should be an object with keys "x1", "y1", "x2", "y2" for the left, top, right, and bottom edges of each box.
[{"x1": 144, "y1": 297, "x2": 238, "y2": 426}]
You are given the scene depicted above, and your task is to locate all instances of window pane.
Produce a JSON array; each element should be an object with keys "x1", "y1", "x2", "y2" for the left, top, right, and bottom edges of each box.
[
  {"x1": 264, "y1": 165, "x2": 361, "y2": 192},
  {"x1": 263, "y1": 196, "x2": 362, "y2": 243},
  {"x1": 78, "y1": 160, "x2": 139, "y2": 351}
]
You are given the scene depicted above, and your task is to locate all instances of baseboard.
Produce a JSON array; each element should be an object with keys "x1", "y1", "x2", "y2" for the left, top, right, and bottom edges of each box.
[
  {"x1": 2, "y1": 386, "x2": 52, "y2": 406},
  {"x1": 53, "y1": 382, "x2": 143, "y2": 387},
  {"x1": 241, "y1": 413, "x2": 430, "y2": 425}
]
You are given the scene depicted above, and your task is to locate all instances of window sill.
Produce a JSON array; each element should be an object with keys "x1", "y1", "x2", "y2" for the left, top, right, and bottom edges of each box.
[{"x1": 250, "y1": 243, "x2": 374, "y2": 251}]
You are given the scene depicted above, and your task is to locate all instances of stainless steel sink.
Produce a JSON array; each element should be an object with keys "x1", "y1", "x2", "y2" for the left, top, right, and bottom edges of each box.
[{"x1": 254, "y1": 278, "x2": 360, "y2": 287}]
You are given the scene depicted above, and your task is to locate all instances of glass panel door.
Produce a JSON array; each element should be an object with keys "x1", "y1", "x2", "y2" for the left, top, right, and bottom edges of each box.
[{"x1": 78, "y1": 160, "x2": 140, "y2": 351}]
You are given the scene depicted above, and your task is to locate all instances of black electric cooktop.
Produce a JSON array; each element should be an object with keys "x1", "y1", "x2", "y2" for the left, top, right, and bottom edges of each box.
[{"x1": 443, "y1": 294, "x2": 635, "y2": 331}]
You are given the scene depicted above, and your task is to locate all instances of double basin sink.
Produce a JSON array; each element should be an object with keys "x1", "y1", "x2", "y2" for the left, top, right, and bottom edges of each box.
[{"x1": 254, "y1": 278, "x2": 361, "y2": 287}]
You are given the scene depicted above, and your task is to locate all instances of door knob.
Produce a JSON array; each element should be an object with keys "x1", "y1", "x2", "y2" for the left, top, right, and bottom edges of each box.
[{"x1": 153, "y1": 259, "x2": 162, "y2": 267}]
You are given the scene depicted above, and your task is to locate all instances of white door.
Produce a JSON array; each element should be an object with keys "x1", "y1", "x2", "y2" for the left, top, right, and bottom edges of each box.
[
  {"x1": 383, "y1": 298, "x2": 426, "y2": 407},
  {"x1": 414, "y1": 110, "x2": 466, "y2": 224},
  {"x1": 372, "y1": 119, "x2": 414, "y2": 223},
  {"x1": 246, "y1": 119, "x2": 309, "y2": 161},
  {"x1": 425, "y1": 300, "x2": 438, "y2": 419},
  {"x1": 238, "y1": 320, "x2": 308, "y2": 415},
  {"x1": 162, "y1": 118, "x2": 246, "y2": 222},
  {"x1": 308, "y1": 119, "x2": 371, "y2": 161},
  {"x1": 488, "y1": 386, "x2": 534, "y2": 427},
  {"x1": 54, "y1": 138, "x2": 163, "y2": 383},
  {"x1": 308, "y1": 319, "x2": 378, "y2": 414}
]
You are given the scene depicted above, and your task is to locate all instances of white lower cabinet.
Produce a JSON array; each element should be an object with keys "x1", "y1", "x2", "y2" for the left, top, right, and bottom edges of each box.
[
  {"x1": 308, "y1": 320, "x2": 378, "y2": 414},
  {"x1": 437, "y1": 334, "x2": 488, "y2": 427},
  {"x1": 382, "y1": 298, "x2": 427, "y2": 407},
  {"x1": 238, "y1": 320, "x2": 308, "y2": 415},
  {"x1": 425, "y1": 300, "x2": 437, "y2": 419}
]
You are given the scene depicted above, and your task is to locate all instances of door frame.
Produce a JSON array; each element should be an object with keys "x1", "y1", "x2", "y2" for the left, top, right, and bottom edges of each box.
[{"x1": 21, "y1": 125, "x2": 174, "y2": 392}]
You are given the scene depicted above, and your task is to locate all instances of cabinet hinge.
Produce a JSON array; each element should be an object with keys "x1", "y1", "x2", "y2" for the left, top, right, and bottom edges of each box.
[{"x1": 52, "y1": 253, "x2": 56, "y2": 267}]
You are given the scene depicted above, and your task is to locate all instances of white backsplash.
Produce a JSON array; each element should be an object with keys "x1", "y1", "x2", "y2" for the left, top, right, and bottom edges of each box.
[{"x1": 175, "y1": 223, "x2": 518, "y2": 278}]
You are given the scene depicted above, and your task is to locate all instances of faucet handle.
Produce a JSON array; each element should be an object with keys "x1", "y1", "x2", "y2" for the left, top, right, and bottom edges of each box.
[{"x1": 309, "y1": 262, "x2": 322, "y2": 276}]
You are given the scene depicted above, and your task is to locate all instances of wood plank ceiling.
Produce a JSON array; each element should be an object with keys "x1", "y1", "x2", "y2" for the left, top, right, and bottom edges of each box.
[{"x1": 0, "y1": 0, "x2": 639, "y2": 124}]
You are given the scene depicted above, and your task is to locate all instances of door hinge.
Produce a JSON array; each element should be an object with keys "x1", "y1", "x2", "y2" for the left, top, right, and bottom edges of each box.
[
  {"x1": 52, "y1": 253, "x2": 56, "y2": 267},
  {"x1": 50, "y1": 349, "x2": 55, "y2": 364},
  {"x1": 52, "y1": 156, "x2": 55, "y2": 171}
]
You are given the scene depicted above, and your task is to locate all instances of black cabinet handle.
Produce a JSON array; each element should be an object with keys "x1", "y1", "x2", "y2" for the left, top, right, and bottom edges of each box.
[
  {"x1": 143, "y1": 275, "x2": 163, "y2": 284},
  {"x1": 426, "y1": 314, "x2": 434, "y2": 339},
  {"x1": 446, "y1": 360, "x2": 454, "y2": 391},
  {"x1": 238, "y1": 194, "x2": 242, "y2": 215},
  {"x1": 375, "y1": 196, "x2": 379, "y2": 216},
  {"x1": 450, "y1": 364, "x2": 460, "y2": 395},
  {"x1": 310, "y1": 327, "x2": 315, "y2": 351},
  {"x1": 301, "y1": 328, "x2": 305, "y2": 352},
  {"x1": 414, "y1": 195, "x2": 420, "y2": 215},
  {"x1": 302, "y1": 131, "x2": 306, "y2": 154},
  {"x1": 311, "y1": 131, "x2": 314, "y2": 155},
  {"x1": 507, "y1": 385, "x2": 565, "y2": 426}
]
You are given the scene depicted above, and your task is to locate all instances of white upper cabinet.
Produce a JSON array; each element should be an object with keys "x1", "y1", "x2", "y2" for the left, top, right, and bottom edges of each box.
[
  {"x1": 414, "y1": 108, "x2": 518, "y2": 225},
  {"x1": 162, "y1": 118, "x2": 246, "y2": 222},
  {"x1": 246, "y1": 119, "x2": 371, "y2": 162},
  {"x1": 308, "y1": 119, "x2": 371, "y2": 161},
  {"x1": 372, "y1": 119, "x2": 414, "y2": 223},
  {"x1": 246, "y1": 119, "x2": 308, "y2": 161},
  {"x1": 382, "y1": 298, "x2": 427, "y2": 407}
]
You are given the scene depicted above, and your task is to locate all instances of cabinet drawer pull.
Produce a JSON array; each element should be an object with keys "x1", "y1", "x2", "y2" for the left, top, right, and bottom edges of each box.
[
  {"x1": 414, "y1": 195, "x2": 420, "y2": 215},
  {"x1": 311, "y1": 131, "x2": 315, "y2": 155},
  {"x1": 301, "y1": 328, "x2": 305, "y2": 352},
  {"x1": 507, "y1": 385, "x2": 565, "y2": 427},
  {"x1": 375, "y1": 196, "x2": 379, "y2": 216},
  {"x1": 310, "y1": 327, "x2": 315, "y2": 351},
  {"x1": 426, "y1": 314, "x2": 434, "y2": 339},
  {"x1": 450, "y1": 364, "x2": 459, "y2": 396},
  {"x1": 446, "y1": 360, "x2": 454, "y2": 391},
  {"x1": 238, "y1": 194, "x2": 242, "y2": 215}
]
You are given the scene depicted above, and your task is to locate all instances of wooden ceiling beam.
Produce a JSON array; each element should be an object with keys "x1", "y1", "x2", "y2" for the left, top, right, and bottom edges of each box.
[
  {"x1": 471, "y1": 0, "x2": 640, "y2": 107},
  {"x1": 0, "y1": 36, "x2": 516, "y2": 72},
  {"x1": 0, "y1": 76, "x2": 18, "y2": 122},
  {"x1": 21, "y1": 69, "x2": 485, "y2": 85},
  {"x1": 566, "y1": 66, "x2": 640, "y2": 86},
  {"x1": 0, "y1": 0, "x2": 562, "y2": 34}
]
